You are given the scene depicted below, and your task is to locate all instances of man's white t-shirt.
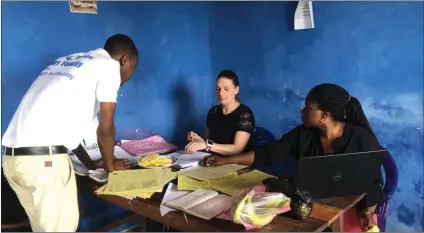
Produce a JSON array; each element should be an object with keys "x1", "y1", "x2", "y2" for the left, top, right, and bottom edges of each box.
[{"x1": 2, "y1": 48, "x2": 121, "y2": 150}]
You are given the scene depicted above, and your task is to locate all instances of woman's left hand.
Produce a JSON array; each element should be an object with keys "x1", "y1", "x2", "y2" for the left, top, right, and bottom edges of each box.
[{"x1": 185, "y1": 141, "x2": 207, "y2": 153}]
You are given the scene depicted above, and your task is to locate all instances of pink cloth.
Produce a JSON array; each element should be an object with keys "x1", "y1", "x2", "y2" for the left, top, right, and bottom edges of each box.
[
  {"x1": 118, "y1": 135, "x2": 177, "y2": 156},
  {"x1": 343, "y1": 208, "x2": 378, "y2": 232}
]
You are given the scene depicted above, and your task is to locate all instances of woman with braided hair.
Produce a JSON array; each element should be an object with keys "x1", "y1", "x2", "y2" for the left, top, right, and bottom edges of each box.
[{"x1": 203, "y1": 83, "x2": 382, "y2": 232}]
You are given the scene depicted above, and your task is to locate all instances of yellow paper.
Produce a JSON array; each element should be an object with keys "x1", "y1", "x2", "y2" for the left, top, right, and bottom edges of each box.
[
  {"x1": 95, "y1": 184, "x2": 107, "y2": 194},
  {"x1": 177, "y1": 174, "x2": 212, "y2": 191},
  {"x1": 210, "y1": 170, "x2": 275, "y2": 195},
  {"x1": 123, "y1": 191, "x2": 155, "y2": 199},
  {"x1": 105, "y1": 169, "x2": 162, "y2": 194},
  {"x1": 177, "y1": 172, "x2": 239, "y2": 191},
  {"x1": 105, "y1": 168, "x2": 174, "y2": 194},
  {"x1": 181, "y1": 164, "x2": 246, "y2": 181}
]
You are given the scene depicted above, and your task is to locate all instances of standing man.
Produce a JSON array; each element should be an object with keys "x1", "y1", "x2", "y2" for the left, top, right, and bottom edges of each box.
[{"x1": 1, "y1": 34, "x2": 138, "y2": 232}]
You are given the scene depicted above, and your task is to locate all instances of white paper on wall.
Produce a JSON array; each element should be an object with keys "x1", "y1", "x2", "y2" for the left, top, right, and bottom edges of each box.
[{"x1": 294, "y1": 1, "x2": 315, "y2": 30}]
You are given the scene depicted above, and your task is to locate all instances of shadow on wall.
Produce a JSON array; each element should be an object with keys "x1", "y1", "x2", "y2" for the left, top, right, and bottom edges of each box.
[
  {"x1": 284, "y1": 2, "x2": 298, "y2": 30},
  {"x1": 170, "y1": 74, "x2": 202, "y2": 147},
  {"x1": 207, "y1": 2, "x2": 266, "y2": 88}
]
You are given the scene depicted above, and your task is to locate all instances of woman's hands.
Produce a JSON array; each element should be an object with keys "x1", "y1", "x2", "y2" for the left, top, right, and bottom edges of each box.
[
  {"x1": 185, "y1": 131, "x2": 207, "y2": 153},
  {"x1": 185, "y1": 141, "x2": 207, "y2": 153},
  {"x1": 187, "y1": 131, "x2": 204, "y2": 142}
]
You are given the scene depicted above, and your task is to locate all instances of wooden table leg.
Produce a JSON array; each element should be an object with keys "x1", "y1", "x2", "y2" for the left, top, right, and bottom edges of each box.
[
  {"x1": 139, "y1": 216, "x2": 147, "y2": 232},
  {"x1": 331, "y1": 214, "x2": 344, "y2": 232}
]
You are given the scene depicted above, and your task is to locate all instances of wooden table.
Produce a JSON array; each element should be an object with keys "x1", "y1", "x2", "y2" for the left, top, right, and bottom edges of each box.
[{"x1": 77, "y1": 175, "x2": 364, "y2": 232}]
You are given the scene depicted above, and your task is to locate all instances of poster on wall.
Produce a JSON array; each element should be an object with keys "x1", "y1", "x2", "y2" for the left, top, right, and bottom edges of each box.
[
  {"x1": 294, "y1": 1, "x2": 314, "y2": 30},
  {"x1": 69, "y1": 0, "x2": 98, "y2": 14}
]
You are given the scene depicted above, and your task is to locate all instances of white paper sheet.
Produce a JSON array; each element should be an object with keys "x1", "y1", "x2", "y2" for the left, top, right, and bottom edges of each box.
[
  {"x1": 170, "y1": 150, "x2": 210, "y2": 168},
  {"x1": 294, "y1": 1, "x2": 315, "y2": 30},
  {"x1": 160, "y1": 183, "x2": 190, "y2": 217}
]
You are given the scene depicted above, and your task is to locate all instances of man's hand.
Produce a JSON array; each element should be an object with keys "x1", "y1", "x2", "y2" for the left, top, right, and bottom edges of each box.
[
  {"x1": 113, "y1": 158, "x2": 131, "y2": 171},
  {"x1": 94, "y1": 157, "x2": 130, "y2": 171},
  {"x1": 203, "y1": 155, "x2": 229, "y2": 167},
  {"x1": 94, "y1": 159, "x2": 105, "y2": 169}
]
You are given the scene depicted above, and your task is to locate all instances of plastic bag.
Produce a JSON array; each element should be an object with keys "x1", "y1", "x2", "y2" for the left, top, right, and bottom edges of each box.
[{"x1": 230, "y1": 185, "x2": 291, "y2": 230}]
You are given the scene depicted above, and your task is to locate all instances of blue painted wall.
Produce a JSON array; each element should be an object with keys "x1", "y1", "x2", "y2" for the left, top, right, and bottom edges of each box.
[{"x1": 2, "y1": 1, "x2": 422, "y2": 231}]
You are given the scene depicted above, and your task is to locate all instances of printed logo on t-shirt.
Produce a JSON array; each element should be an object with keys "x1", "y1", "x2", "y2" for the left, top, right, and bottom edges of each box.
[{"x1": 38, "y1": 54, "x2": 95, "y2": 80}]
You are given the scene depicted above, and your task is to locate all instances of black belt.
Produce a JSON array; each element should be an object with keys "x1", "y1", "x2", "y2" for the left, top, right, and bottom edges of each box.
[{"x1": 4, "y1": 146, "x2": 68, "y2": 156}]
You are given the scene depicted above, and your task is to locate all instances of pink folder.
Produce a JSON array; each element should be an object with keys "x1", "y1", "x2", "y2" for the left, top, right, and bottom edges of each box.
[{"x1": 118, "y1": 135, "x2": 177, "y2": 156}]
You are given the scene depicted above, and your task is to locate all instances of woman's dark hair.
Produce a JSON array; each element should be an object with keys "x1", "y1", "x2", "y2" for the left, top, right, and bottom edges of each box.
[
  {"x1": 306, "y1": 83, "x2": 377, "y2": 140},
  {"x1": 216, "y1": 70, "x2": 240, "y2": 102}
]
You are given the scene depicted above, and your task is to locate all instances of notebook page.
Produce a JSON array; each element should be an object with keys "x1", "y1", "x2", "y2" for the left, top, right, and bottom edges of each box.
[
  {"x1": 186, "y1": 194, "x2": 231, "y2": 220},
  {"x1": 165, "y1": 189, "x2": 218, "y2": 211}
]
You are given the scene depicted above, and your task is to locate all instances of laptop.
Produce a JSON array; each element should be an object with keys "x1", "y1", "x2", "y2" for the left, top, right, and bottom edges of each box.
[{"x1": 293, "y1": 150, "x2": 385, "y2": 199}]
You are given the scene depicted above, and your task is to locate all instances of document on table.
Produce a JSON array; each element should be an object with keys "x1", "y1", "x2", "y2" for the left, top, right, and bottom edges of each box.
[
  {"x1": 177, "y1": 172, "x2": 239, "y2": 191},
  {"x1": 177, "y1": 174, "x2": 212, "y2": 191},
  {"x1": 180, "y1": 164, "x2": 246, "y2": 181},
  {"x1": 105, "y1": 169, "x2": 165, "y2": 194},
  {"x1": 209, "y1": 170, "x2": 276, "y2": 195},
  {"x1": 160, "y1": 183, "x2": 190, "y2": 216},
  {"x1": 169, "y1": 151, "x2": 210, "y2": 168},
  {"x1": 96, "y1": 169, "x2": 177, "y2": 199}
]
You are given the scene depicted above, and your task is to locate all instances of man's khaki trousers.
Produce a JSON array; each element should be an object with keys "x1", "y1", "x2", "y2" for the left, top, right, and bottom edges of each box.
[{"x1": 3, "y1": 152, "x2": 79, "y2": 232}]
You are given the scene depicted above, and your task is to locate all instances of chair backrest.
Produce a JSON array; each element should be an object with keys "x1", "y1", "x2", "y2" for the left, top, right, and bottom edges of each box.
[
  {"x1": 253, "y1": 126, "x2": 276, "y2": 146},
  {"x1": 377, "y1": 147, "x2": 399, "y2": 232},
  {"x1": 381, "y1": 149, "x2": 398, "y2": 198}
]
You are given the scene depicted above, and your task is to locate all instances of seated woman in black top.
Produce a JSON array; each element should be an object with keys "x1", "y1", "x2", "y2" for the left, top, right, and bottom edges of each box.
[
  {"x1": 185, "y1": 70, "x2": 255, "y2": 155},
  {"x1": 204, "y1": 83, "x2": 382, "y2": 231}
]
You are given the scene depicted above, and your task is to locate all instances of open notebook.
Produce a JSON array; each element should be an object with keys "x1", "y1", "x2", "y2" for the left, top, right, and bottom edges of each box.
[{"x1": 164, "y1": 189, "x2": 231, "y2": 220}]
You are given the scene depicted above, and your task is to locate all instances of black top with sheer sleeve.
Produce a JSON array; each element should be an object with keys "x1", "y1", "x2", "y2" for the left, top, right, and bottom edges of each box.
[
  {"x1": 253, "y1": 122, "x2": 383, "y2": 212},
  {"x1": 206, "y1": 104, "x2": 256, "y2": 152}
]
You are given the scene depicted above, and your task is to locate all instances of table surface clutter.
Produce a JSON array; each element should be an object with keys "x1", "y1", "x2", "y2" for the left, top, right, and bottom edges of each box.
[
  {"x1": 77, "y1": 168, "x2": 364, "y2": 232},
  {"x1": 73, "y1": 136, "x2": 365, "y2": 232}
]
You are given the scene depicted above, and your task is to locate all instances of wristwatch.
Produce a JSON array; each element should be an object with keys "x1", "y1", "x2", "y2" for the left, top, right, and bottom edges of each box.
[{"x1": 205, "y1": 139, "x2": 214, "y2": 151}]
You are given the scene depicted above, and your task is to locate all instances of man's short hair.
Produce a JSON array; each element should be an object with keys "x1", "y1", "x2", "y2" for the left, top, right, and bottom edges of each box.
[{"x1": 104, "y1": 34, "x2": 138, "y2": 60}]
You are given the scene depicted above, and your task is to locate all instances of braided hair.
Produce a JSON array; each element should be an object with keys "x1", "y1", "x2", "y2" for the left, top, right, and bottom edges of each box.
[{"x1": 306, "y1": 83, "x2": 377, "y2": 140}]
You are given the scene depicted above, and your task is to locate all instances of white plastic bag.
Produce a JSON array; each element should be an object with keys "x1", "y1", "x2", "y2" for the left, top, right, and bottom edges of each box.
[{"x1": 229, "y1": 185, "x2": 291, "y2": 230}]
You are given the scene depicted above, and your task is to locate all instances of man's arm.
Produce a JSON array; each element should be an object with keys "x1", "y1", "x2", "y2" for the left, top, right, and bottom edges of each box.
[{"x1": 97, "y1": 102, "x2": 116, "y2": 173}]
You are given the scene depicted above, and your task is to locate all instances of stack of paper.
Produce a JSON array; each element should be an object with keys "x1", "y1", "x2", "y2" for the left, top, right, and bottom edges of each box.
[
  {"x1": 95, "y1": 168, "x2": 177, "y2": 199},
  {"x1": 177, "y1": 173, "x2": 239, "y2": 191},
  {"x1": 209, "y1": 170, "x2": 276, "y2": 195},
  {"x1": 164, "y1": 189, "x2": 231, "y2": 220},
  {"x1": 163, "y1": 168, "x2": 276, "y2": 219},
  {"x1": 178, "y1": 166, "x2": 275, "y2": 195},
  {"x1": 180, "y1": 164, "x2": 247, "y2": 181}
]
